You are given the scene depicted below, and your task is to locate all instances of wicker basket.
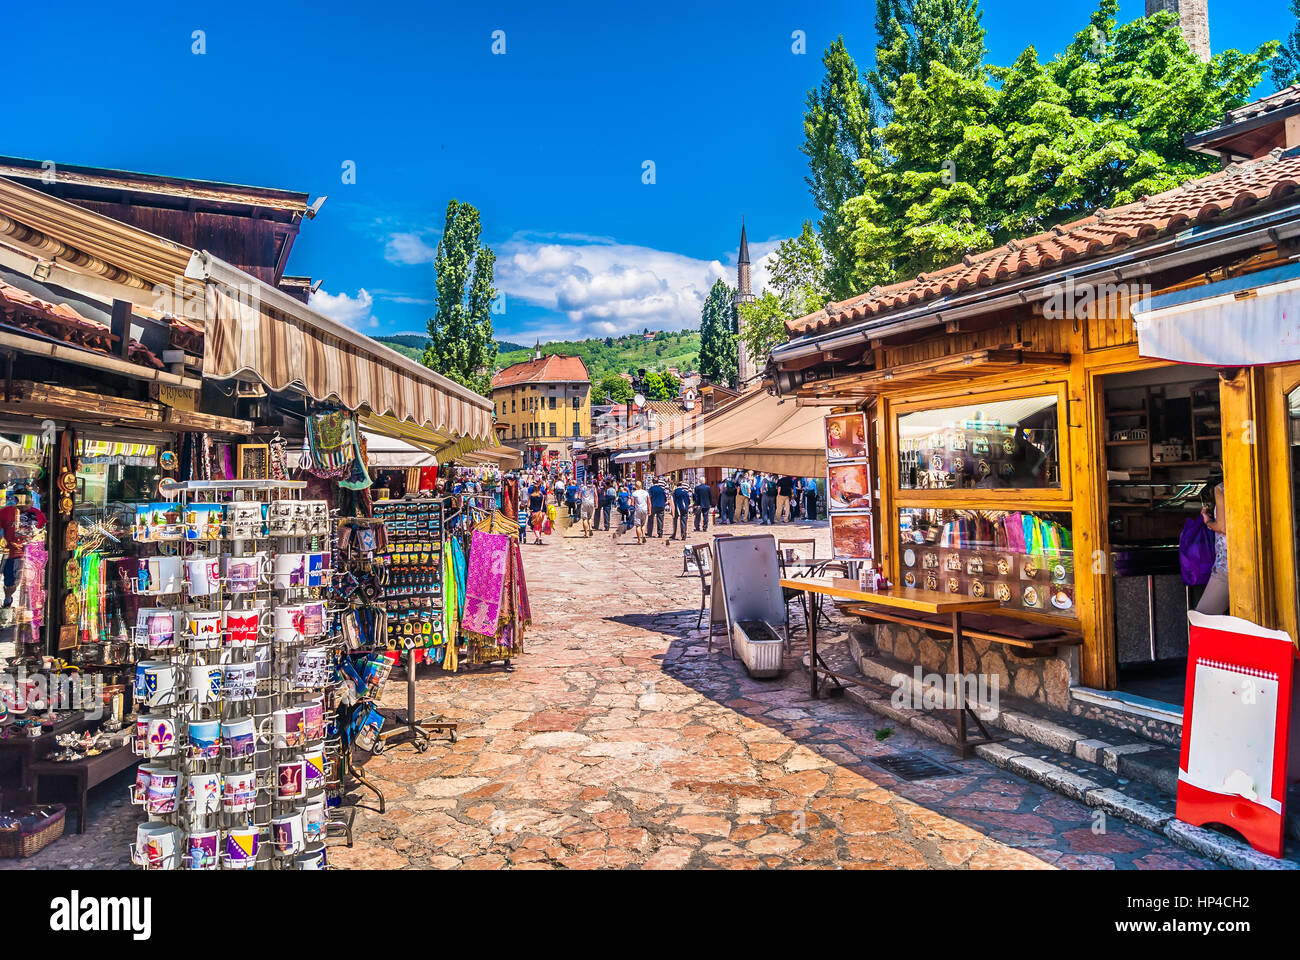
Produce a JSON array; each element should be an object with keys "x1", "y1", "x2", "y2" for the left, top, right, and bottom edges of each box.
[{"x1": 0, "y1": 805, "x2": 66, "y2": 859}]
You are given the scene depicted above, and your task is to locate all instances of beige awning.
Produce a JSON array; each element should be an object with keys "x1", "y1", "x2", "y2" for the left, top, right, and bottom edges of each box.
[
  {"x1": 361, "y1": 414, "x2": 518, "y2": 467},
  {"x1": 655, "y1": 389, "x2": 827, "y2": 476},
  {"x1": 190, "y1": 252, "x2": 494, "y2": 440}
]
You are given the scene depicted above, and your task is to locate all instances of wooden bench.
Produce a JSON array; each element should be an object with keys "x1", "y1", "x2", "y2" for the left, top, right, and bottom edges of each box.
[
  {"x1": 839, "y1": 604, "x2": 1082, "y2": 658},
  {"x1": 28, "y1": 743, "x2": 140, "y2": 834}
]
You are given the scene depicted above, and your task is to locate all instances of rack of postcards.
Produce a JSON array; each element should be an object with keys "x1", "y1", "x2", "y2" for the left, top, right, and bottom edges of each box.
[
  {"x1": 126, "y1": 479, "x2": 343, "y2": 870},
  {"x1": 334, "y1": 498, "x2": 458, "y2": 806}
]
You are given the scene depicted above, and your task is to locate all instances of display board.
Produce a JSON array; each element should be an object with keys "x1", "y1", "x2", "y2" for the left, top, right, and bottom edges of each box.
[
  {"x1": 825, "y1": 412, "x2": 874, "y2": 561},
  {"x1": 1176, "y1": 610, "x2": 1299, "y2": 859}
]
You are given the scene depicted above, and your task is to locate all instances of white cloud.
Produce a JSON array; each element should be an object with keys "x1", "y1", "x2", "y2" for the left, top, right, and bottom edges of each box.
[
  {"x1": 384, "y1": 232, "x2": 438, "y2": 265},
  {"x1": 493, "y1": 234, "x2": 783, "y2": 338},
  {"x1": 309, "y1": 288, "x2": 377, "y2": 329}
]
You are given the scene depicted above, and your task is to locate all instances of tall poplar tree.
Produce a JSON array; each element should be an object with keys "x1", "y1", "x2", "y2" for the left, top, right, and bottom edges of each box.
[
  {"x1": 421, "y1": 199, "x2": 498, "y2": 396},
  {"x1": 802, "y1": 38, "x2": 878, "y2": 301},
  {"x1": 1271, "y1": 0, "x2": 1300, "y2": 90},
  {"x1": 697, "y1": 279, "x2": 738, "y2": 388}
]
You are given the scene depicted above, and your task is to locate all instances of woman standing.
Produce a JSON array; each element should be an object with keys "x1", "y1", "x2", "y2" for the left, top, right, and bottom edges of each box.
[
  {"x1": 1196, "y1": 480, "x2": 1228, "y2": 615},
  {"x1": 528, "y1": 483, "x2": 546, "y2": 546}
]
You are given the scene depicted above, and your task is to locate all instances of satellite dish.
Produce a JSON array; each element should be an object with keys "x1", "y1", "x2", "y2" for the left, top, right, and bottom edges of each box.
[{"x1": 634, "y1": 393, "x2": 646, "y2": 408}]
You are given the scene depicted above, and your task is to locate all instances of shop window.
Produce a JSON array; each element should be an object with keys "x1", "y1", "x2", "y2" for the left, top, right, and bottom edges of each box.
[
  {"x1": 897, "y1": 395, "x2": 1060, "y2": 490},
  {"x1": 898, "y1": 507, "x2": 1076, "y2": 617}
]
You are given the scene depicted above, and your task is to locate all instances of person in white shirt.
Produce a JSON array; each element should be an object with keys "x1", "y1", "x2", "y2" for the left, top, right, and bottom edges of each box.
[{"x1": 630, "y1": 481, "x2": 651, "y2": 544}]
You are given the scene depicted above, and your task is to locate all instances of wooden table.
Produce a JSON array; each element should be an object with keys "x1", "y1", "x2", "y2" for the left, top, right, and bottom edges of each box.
[
  {"x1": 28, "y1": 743, "x2": 139, "y2": 834},
  {"x1": 780, "y1": 578, "x2": 1002, "y2": 757}
]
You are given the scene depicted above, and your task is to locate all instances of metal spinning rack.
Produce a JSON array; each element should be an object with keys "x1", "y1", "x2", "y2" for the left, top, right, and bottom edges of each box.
[{"x1": 127, "y1": 479, "x2": 346, "y2": 870}]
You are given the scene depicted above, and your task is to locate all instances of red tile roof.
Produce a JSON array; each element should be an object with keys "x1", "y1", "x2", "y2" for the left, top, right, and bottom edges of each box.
[
  {"x1": 787, "y1": 148, "x2": 1300, "y2": 338},
  {"x1": 0, "y1": 278, "x2": 165, "y2": 368},
  {"x1": 491, "y1": 353, "x2": 590, "y2": 389}
]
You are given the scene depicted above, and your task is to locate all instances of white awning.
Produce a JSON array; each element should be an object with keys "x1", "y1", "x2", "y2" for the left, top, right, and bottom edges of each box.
[
  {"x1": 1133, "y1": 262, "x2": 1300, "y2": 366},
  {"x1": 611, "y1": 450, "x2": 651, "y2": 463}
]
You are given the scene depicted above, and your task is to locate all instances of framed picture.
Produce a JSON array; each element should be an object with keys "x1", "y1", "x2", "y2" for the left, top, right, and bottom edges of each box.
[
  {"x1": 827, "y1": 460, "x2": 872, "y2": 511},
  {"x1": 237, "y1": 443, "x2": 270, "y2": 480},
  {"x1": 824, "y1": 412, "x2": 868, "y2": 461},
  {"x1": 831, "y1": 511, "x2": 875, "y2": 560}
]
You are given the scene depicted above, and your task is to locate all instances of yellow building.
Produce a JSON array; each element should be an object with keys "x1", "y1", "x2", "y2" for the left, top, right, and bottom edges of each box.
[{"x1": 491, "y1": 352, "x2": 592, "y2": 467}]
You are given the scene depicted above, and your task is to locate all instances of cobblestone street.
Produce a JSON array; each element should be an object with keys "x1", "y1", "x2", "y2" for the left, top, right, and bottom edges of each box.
[{"x1": 331, "y1": 518, "x2": 1214, "y2": 870}]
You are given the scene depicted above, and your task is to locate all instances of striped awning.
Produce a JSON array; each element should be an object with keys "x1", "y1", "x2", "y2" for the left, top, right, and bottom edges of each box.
[
  {"x1": 191, "y1": 252, "x2": 494, "y2": 440},
  {"x1": 361, "y1": 413, "x2": 518, "y2": 466}
]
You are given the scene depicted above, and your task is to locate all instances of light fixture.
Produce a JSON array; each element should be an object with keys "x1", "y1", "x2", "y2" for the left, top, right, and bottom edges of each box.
[{"x1": 32, "y1": 260, "x2": 52, "y2": 281}]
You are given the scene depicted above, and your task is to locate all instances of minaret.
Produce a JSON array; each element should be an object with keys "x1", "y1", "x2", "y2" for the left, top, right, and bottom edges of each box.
[
  {"x1": 533, "y1": 338, "x2": 542, "y2": 361},
  {"x1": 735, "y1": 219, "x2": 756, "y2": 385},
  {"x1": 1146, "y1": 0, "x2": 1209, "y2": 61}
]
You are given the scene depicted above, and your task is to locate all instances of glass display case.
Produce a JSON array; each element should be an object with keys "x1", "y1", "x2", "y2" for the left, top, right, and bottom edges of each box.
[
  {"x1": 897, "y1": 395, "x2": 1060, "y2": 491},
  {"x1": 897, "y1": 507, "x2": 1076, "y2": 617}
]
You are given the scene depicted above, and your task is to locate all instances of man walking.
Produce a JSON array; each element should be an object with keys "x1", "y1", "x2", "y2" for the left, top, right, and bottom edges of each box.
[
  {"x1": 693, "y1": 476, "x2": 713, "y2": 532},
  {"x1": 670, "y1": 479, "x2": 691, "y2": 541},
  {"x1": 630, "y1": 481, "x2": 650, "y2": 544},
  {"x1": 735, "y1": 473, "x2": 750, "y2": 525},
  {"x1": 776, "y1": 475, "x2": 794, "y2": 523},
  {"x1": 718, "y1": 473, "x2": 733, "y2": 525},
  {"x1": 648, "y1": 476, "x2": 668, "y2": 538},
  {"x1": 804, "y1": 476, "x2": 819, "y2": 521},
  {"x1": 579, "y1": 479, "x2": 597, "y2": 537},
  {"x1": 600, "y1": 478, "x2": 616, "y2": 531},
  {"x1": 760, "y1": 473, "x2": 777, "y2": 525}
]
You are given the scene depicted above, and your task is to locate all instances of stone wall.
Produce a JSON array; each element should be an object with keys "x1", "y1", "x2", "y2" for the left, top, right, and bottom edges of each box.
[{"x1": 867, "y1": 621, "x2": 1078, "y2": 711}]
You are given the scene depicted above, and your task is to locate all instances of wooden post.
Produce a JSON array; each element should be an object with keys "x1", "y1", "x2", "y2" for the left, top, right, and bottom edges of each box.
[
  {"x1": 1220, "y1": 367, "x2": 1274, "y2": 628},
  {"x1": 110, "y1": 299, "x2": 132, "y2": 361}
]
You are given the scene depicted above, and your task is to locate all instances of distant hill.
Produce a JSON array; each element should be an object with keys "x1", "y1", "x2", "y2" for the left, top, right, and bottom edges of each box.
[
  {"x1": 374, "y1": 335, "x2": 531, "y2": 362},
  {"x1": 495, "y1": 330, "x2": 699, "y2": 381},
  {"x1": 373, "y1": 331, "x2": 698, "y2": 381}
]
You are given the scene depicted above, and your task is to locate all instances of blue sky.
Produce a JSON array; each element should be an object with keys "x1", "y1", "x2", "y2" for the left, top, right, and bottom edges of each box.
[{"x1": 4, "y1": 0, "x2": 1292, "y2": 342}]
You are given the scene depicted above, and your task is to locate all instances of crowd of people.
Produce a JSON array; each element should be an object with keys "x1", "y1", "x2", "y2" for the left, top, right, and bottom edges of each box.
[{"x1": 513, "y1": 467, "x2": 821, "y2": 546}]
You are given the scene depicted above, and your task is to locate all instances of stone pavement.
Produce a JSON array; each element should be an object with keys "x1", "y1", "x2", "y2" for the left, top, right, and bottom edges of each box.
[{"x1": 331, "y1": 517, "x2": 1215, "y2": 870}]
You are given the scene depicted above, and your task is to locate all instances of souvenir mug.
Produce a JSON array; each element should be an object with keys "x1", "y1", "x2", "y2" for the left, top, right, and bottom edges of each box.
[
  {"x1": 134, "y1": 660, "x2": 181, "y2": 708},
  {"x1": 186, "y1": 772, "x2": 222, "y2": 818},
  {"x1": 300, "y1": 698, "x2": 325, "y2": 741},
  {"x1": 188, "y1": 719, "x2": 221, "y2": 760},
  {"x1": 274, "y1": 605, "x2": 308, "y2": 644},
  {"x1": 185, "y1": 830, "x2": 220, "y2": 870},
  {"x1": 133, "y1": 822, "x2": 182, "y2": 870},
  {"x1": 221, "y1": 718, "x2": 261, "y2": 759},
  {"x1": 134, "y1": 717, "x2": 148, "y2": 755},
  {"x1": 222, "y1": 770, "x2": 258, "y2": 812},
  {"x1": 146, "y1": 555, "x2": 184, "y2": 595},
  {"x1": 272, "y1": 553, "x2": 308, "y2": 590},
  {"x1": 303, "y1": 799, "x2": 327, "y2": 842},
  {"x1": 301, "y1": 601, "x2": 326, "y2": 638},
  {"x1": 307, "y1": 552, "x2": 329, "y2": 588},
  {"x1": 222, "y1": 606, "x2": 267, "y2": 647},
  {"x1": 294, "y1": 648, "x2": 329, "y2": 689},
  {"x1": 224, "y1": 553, "x2": 269, "y2": 594},
  {"x1": 277, "y1": 760, "x2": 306, "y2": 800},
  {"x1": 225, "y1": 501, "x2": 265, "y2": 539},
  {"x1": 139, "y1": 609, "x2": 179, "y2": 651},
  {"x1": 272, "y1": 707, "x2": 306, "y2": 749},
  {"x1": 185, "y1": 610, "x2": 223, "y2": 648},
  {"x1": 295, "y1": 844, "x2": 327, "y2": 870},
  {"x1": 223, "y1": 827, "x2": 260, "y2": 869},
  {"x1": 130, "y1": 765, "x2": 154, "y2": 805},
  {"x1": 222, "y1": 663, "x2": 258, "y2": 702},
  {"x1": 272, "y1": 810, "x2": 305, "y2": 855},
  {"x1": 185, "y1": 554, "x2": 221, "y2": 598},
  {"x1": 144, "y1": 769, "x2": 179, "y2": 814},
  {"x1": 303, "y1": 746, "x2": 325, "y2": 789},
  {"x1": 188, "y1": 664, "x2": 223, "y2": 704},
  {"x1": 143, "y1": 715, "x2": 177, "y2": 758}
]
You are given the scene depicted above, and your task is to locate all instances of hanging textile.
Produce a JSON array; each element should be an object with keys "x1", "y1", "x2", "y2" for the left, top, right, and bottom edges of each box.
[
  {"x1": 462, "y1": 530, "x2": 530, "y2": 664},
  {"x1": 22, "y1": 541, "x2": 47, "y2": 630}
]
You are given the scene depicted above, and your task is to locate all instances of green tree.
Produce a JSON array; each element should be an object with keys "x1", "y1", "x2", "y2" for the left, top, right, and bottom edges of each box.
[
  {"x1": 802, "y1": 38, "x2": 879, "y2": 300},
  {"x1": 835, "y1": 0, "x2": 1276, "y2": 287},
  {"x1": 421, "y1": 199, "x2": 497, "y2": 396},
  {"x1": 1272, "y1": 0, "x2": 1300, "y2": 90},
  {"x1": 869, "y1": 0, "x2": 987, "y2": 107},
  {"x1": 697, "y1": 279, "x2": 738, "y2": 388},
  {"x1": 596, "y1": 373, "x2": 631, "y2": 404}
]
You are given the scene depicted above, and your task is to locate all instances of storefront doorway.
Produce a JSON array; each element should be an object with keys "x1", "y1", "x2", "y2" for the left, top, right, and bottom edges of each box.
[{"x1": 1098, "y1": 366, "x2": 1224, "y2": 707}]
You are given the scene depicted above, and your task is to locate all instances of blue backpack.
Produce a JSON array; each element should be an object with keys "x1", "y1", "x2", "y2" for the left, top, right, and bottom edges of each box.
[{"x1": 1178, "y1": 515, "x2": 1215, "y2": 586}]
